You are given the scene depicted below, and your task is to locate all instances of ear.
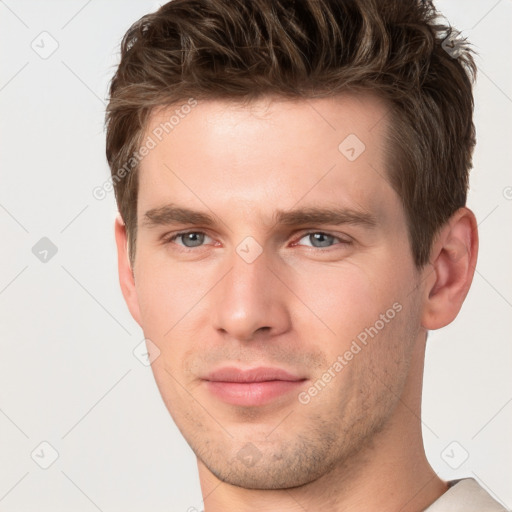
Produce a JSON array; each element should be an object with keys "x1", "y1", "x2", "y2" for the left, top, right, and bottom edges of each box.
[
  {"x1": 421, "y1": 207, "x2": 479, "y2": 330},
  {"x1": 114, "y1": 214, "x2": 142, "y2": 327}
]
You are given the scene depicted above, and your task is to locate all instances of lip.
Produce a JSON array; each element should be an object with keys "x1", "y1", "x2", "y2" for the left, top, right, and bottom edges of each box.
[{"x1": 203, "y1": 366, "x2": 307, "y2": 406}]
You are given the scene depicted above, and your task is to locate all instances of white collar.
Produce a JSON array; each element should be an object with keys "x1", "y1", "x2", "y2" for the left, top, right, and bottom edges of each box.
[{"x1": 424, "y1": 478, "x2": 509, "y2": 512}]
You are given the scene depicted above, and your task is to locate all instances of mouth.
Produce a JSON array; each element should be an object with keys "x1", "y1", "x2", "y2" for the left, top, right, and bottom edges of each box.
[{"x1": 202, "y1": 366, "x2": 307, "y2": 407}]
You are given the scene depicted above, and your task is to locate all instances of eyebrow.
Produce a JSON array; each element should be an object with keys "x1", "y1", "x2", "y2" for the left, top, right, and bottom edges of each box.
[{"x1": 142, "y1": 203, "x2": 377, "y2": 230}]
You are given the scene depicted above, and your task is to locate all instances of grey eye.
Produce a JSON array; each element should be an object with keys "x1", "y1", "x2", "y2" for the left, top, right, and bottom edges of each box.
[
  {"x1": 179, "y1": 232, "x2": 206, "y2": 247},
  {"x1": 302, "y1": 232, "x2": 337, "y2": 248}
]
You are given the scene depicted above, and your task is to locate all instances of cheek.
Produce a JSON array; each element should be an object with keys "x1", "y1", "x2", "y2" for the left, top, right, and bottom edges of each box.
[
  {"x1": 134, "y1": 252, "x2": 209, "y2": 338},
  {"x1": 133, "y1": 259, "x2": 204, "y2": 406},
  {"x1": 289, "y1": 258, "x2": 406, "y2": 349},
  {"x1": 135, "y1": 266, "x2": 174, "y2": 337}
]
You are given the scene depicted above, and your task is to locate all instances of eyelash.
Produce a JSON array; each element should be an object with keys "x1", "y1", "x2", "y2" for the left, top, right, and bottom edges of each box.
[{"x1": 162, "y1": 230, "x2": 352, "y2": 251}]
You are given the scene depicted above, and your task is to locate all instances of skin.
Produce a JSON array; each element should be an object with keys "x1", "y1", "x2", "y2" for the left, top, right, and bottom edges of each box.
[{"x1": 115, "y1": 95, "x2": 478, "y2": 511}]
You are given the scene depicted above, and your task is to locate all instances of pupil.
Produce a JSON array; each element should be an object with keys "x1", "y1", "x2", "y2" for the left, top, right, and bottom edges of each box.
[
  {"x1": 311, "y1": 233, "x2": 332, "y2": 247},
  {"x1": 183, "y1": 233, "x2": 204, "y2": 247}
]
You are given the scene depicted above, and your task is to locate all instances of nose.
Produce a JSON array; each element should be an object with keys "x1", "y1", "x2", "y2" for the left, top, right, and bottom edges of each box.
[{"x1": 211, "y1": 246, "x2": 291, "y2": 342}]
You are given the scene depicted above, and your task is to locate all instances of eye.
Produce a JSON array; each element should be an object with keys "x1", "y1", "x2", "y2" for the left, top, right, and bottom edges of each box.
[
  {"x1": 166, "y1": 231, "x2": 213, "y2": 248},
  {"x1": 296, "y1": 232, "x2": 350, "y2": 249}
]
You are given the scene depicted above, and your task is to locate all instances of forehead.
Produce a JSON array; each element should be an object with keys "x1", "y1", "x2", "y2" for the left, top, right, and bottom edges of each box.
[{"x1": 137, "y1": 94, "x2": 398, "y2": 225}]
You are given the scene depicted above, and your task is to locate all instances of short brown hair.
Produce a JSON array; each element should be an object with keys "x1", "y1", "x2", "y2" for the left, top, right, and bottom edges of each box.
[{"x1": 105, "y1": 0, "x2": 476, "y2": 266}]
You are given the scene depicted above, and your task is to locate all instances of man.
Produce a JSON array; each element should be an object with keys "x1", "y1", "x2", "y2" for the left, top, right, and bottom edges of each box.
[{"x1": 105, "y1": 0, "x2": 507, "y2": 510}]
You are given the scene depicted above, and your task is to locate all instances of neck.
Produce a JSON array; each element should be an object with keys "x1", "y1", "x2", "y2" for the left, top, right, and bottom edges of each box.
[{"x1": 198, "y1": 339, "x2": 447, "y2": 512}]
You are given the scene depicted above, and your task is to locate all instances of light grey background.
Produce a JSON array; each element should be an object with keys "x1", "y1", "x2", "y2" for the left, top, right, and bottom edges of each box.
[{"x1": 0, "y1": 1, "x2": 510, "y2": 510}]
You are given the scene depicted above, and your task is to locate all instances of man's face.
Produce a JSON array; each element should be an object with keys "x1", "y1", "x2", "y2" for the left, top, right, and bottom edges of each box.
[{"x1": 128, "y1": 95, "x2": 425, "y2": 488}]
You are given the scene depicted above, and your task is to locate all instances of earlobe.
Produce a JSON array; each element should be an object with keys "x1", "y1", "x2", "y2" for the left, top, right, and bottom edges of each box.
[
  {"x1": 421, "y1": 207, "x2": 479, "y2": 330},
  {"x1": 114, "y1": 214, "x2": 142, "y2": 326}
]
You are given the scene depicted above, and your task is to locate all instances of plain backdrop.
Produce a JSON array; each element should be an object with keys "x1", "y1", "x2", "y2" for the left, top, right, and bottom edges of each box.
[{"x1": 0, "y1": 1, "x2": 511, "y2": 511}]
